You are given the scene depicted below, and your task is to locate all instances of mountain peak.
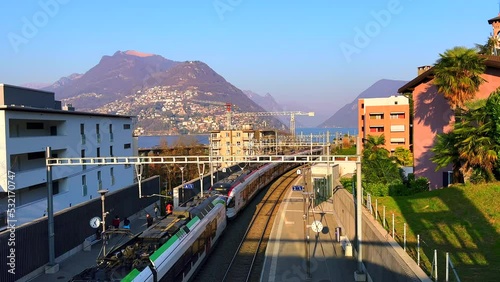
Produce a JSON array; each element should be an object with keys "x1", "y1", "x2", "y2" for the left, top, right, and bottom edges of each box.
[{"x1": 123, "y1": 50, "x2": 155, "y2": 57}]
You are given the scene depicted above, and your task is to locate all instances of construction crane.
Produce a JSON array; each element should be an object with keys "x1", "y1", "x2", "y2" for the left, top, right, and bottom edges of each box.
[
  {"x1": 233, "y1": 111, "x2": 315, "y2": 135},
  {"x1": 190, "y1": 99, "x2": 314, "y2": 134},
  {"x1": 191, "y1": 99, "x2": 237, "y2": 129}
]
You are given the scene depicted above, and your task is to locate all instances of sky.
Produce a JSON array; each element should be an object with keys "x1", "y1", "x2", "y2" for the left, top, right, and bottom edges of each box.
[{"x1": 0, "y1": 0, "x2": 498, "y2": 124}]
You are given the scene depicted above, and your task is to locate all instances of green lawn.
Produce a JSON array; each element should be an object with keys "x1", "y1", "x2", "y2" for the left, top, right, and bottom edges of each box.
[{"x1": 372, "y1": 183, "x2": 499, "y2": 281}]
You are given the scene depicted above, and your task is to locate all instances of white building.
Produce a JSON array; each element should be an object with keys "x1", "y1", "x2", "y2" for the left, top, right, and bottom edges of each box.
[{"x1": 0, "y1": 84, "x2": 136, "y2": 226}]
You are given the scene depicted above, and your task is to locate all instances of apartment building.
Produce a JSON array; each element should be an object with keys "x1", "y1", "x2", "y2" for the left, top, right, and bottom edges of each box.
[
  {"x1": 358, "y1": 95, "x2": 411, "y2": 153},
  {"x1": 0, "y1": 84, "x2": 135, "y2": 226},
  {"x1": 210, "y1": 125, "x2": 277, "y2": 167}
]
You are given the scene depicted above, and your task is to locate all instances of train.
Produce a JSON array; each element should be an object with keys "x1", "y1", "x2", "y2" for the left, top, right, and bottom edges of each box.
[
  {"x1": 209, "y1": 161, "x2": 298, "y2": 218},
  {"x1": 70, "y1": 195, "x2": 226, "y2": 282},
  {"x1": 210, "y1": 147, "x2": 323, "y2": 218},
  {"x1": 70, "y1": 148, "x2": 322, "y2": 281}
]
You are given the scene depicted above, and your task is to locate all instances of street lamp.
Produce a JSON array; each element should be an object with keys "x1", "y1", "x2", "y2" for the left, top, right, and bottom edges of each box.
[{"x1": 97, "y1": 189, "x2": 109, "y2": 256}]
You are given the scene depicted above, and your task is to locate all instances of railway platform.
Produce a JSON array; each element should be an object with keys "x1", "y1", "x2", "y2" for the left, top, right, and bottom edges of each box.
[
  {"x1": 25, "y1": 204, "x2": 158, "y2": 282},
  {"x1": 261, "y1": 187, "x2": 358, "y2": 282}
]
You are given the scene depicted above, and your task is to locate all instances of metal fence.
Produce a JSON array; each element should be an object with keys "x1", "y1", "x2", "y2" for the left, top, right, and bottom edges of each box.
[
  {"x1": 363, "y1": 191, "x2": 461, "y2": 282},
  {"x1": 0, "y1": 176, "x2": 159, "y2": 282}
]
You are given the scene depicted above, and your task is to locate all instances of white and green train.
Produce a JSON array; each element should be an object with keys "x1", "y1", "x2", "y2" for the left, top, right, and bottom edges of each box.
[{"x1": 71, "y1": 196, "x2": 227, "y2": 282}]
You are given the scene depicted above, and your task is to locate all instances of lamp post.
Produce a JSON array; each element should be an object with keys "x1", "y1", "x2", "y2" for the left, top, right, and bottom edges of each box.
[{"x1": 97, "y1": 189, "x2": 109, "y2": 256}]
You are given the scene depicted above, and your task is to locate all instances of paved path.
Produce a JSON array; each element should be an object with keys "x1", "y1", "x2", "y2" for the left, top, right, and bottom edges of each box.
[{"x1": 261, "y1": 186, "x2": 358, "y2": 282}]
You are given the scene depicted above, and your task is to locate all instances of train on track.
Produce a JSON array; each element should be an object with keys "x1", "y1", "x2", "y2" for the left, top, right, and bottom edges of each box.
[
  {"x1": 70, "y1": 148, "x2": 322, "y2": 281},
  {"x1": 70, "y1": 196, "x2": 226, "y2": 282},
  {"x1": 210, "y1": 161, "x2": 298, "y2": 218}
]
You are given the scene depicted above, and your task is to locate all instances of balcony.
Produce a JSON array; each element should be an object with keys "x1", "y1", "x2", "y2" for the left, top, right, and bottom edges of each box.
[{"x1": 7, "y1": 136, "x2": 67, "y2": 155}]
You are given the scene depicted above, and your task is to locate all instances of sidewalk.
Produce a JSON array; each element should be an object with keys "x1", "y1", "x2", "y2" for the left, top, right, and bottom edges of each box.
[{"x1": 26, "y1": 204, "x2": 159, "y2": 282}]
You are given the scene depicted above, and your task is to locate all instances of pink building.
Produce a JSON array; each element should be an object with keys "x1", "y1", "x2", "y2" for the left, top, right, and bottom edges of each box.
[{"x1": 398, "y1": 57, "x2": 500, "y2": 188}]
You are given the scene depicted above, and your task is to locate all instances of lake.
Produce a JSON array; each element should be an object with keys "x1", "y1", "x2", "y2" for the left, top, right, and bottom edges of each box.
[{"x1": 138, "y1": 127, "x2": 358, "y2": 148}]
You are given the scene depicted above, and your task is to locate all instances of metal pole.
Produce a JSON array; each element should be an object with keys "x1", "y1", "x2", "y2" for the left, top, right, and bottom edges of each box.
[
  {"x1": 98, "y1": 190, "x2": 108, "y2": 256},
  {"x1": 355, "y1": 137, "x2": 363, "y2": 274},
  {"x1": 434, "y1": 249, "x2": 438, "y2": 281},
  {"x1": 306, "y1": 194, "x2": 311, "y2": 279},
  {"x1": 392, "y1": 213, "x2": 395, "y2": 237},
  {"x1": 210, "y1": 134, "x2": 214, "y2": 187},
  {"x1": 46, "y1": 147, "x2": 56, "y2": 267},
  {"x1": 375, "y1": 199, "x2": 378, "y2": 221},
  {"x1": 446, "y1": 252, "x2": 449, "y2": 282},
  {"x1": 383, "y1": 206, "x2": 386, "y2": 228},
  {"x1": 404, "y1": 223, "x2": 407, "y2": 251},
  {"x1": 417, "y1": 234, "x2": 420, "y2": 266}
]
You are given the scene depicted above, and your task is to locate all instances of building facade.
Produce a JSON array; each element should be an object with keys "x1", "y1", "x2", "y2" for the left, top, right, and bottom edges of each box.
[
  {"x1": 210, "y1": 125, "x2": 277, "y2": 167},
  {"x1": 398, "y1": 58, "x2": 500, "y2": 189},
  {"x1": 358, "y1": 95, "x2": 411, "y2": 153},
  {"x1": 0, "y1": 84, "x2": 135, "y2": 226}
]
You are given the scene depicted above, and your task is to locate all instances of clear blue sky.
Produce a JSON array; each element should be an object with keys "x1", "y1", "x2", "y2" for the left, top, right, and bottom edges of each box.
[{"x1": 0, "y1": 0, "x2": 498, "y2": 121}]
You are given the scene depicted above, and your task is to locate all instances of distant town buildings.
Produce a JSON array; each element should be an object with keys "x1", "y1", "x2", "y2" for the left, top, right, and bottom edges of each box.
[
  {"x1": 0, "y1": 84, "x2": 136, "y2": 227},
  {"x1": 358, "y1": 95, "x2": 411, "y2": 153}
]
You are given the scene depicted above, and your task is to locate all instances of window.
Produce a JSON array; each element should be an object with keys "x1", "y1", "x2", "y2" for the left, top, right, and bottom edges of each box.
[
  {"x1": 236, "y1": 132, "x2": 241, "y2": 137},
  {"x1": 390, "y1": 125, "x2": 405, "y2": 132},
  {"x1": 369, "y1": 113, "x2": 384, "y2": 120},
  {"x1": 236, "y1": 141, "x2": 241, "y2": 146},
  {"x1": 109, "y1": 124, "x2": 113, "y2": 133},
  {"x1": 390, "y1": 137, "x2": 405, "y2": 145},
  {"x1": 97, "y1": 171, "x2": 102, "y2": 189},
  {"x1": 225, "y1": 132, "x2": 229, "y2": 137},
  {"x1": 80, "y1": 123, "x2": 84, "y2": 134},
  {"x1": 82, "y1": 175, "x2": 87, "y2": 196},
  {"x1": 26, "y1": 122, "x2": 44, "y2": 129},
  {"x1": 27, "y1": 151, "x2": 45, "y2": 160},
  {"x1": 369, "y1": 126, "x2": 384, "y2": 133},
  {"x1": 123, "y1": 124, "x2": 131, "y2": 129},
  {"x1": 390, "y1": 112, "x2": 405, "y2": 119},
  {"x1": 81, "y1": 149, "x2": 86, "y2": 170},
  {"x1": 361, "y1": 103, "x2": 364, "y2": 109},
  {"x1": 96, "y1": 124, "x2": 100, "y2": 133},
  {"x1": 124, "y1": 143, "x2": 131, "y2": 149},
  {"x1": 110, "y1": 146, "x2": 113, "y2": 157},
  {"x1": 97, "y1": 148, "x2": 100, "y2": 157},
  {"x1": 110, "y1": 168, "x2": 115, "y2": 186},
  {"x1": 361, "y1": 115, "x2": 364, "y2": 121}
]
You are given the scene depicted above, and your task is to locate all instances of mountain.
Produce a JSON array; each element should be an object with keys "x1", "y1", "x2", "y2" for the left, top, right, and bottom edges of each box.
[
  {"x1": 243, "y1": 90, "x2": 283, "y2": 112},
  {"x1": 44, "y1": 50, "x2": 179, "y2": 108},
  {"x1": 318, "y1": 79, "x2": 408, "y2": 128},
  {"x1": 43, "y1": 50, "x2": 284, "y2": 133}
]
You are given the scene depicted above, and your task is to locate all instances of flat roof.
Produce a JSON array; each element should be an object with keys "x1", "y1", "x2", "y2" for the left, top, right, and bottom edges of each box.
[
  {"x1": 0, "y1": 105, "x2": 134, "y2": 119},
  {"x1": 0, "y1": 83, "x2": 55, "y2": 95}
]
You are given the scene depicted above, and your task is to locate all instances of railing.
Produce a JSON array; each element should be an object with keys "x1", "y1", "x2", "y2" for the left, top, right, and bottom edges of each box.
[{"x1": 362, "y1": 191, "x2": 462, "y2": 281}]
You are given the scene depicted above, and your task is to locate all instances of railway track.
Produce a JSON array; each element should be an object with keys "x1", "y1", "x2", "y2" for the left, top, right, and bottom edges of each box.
[{"x1": 221, "y1": 168, "x2": 301, "y2": 282}]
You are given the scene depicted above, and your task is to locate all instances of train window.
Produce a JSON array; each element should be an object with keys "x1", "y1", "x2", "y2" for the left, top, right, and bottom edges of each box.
[{"x1": 227, "y1": 199, "x2": 235, "y2": 208}]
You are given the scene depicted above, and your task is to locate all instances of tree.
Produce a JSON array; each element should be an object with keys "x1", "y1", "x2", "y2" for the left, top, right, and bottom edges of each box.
[
  {"x1": 392, "y1": 147, "x2": 413, "y2": 167},
  {"x1": 433, "y1": 46, "x2": 486, "y2": 183},
  {"x1": 433, "y1": 46, "x2": 486, "y2": 111},
  {"x1": 475, "y1": 36, "x2": 499, "y2": 55},
  {"x1": 362, "y1": 134, "x2": 402, "y2": 187}
]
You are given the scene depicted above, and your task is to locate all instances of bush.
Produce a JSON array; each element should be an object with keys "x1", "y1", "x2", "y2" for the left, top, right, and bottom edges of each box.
[
  {"x1": 410, "y1": 177, "x2": 430, "y2": 193},
  {"x1": 340, "y1": 177, "x2": 354, "y2": 192},
  {"x1": 389, "y1": 183, "x2": 409, "y2": 196},
  {"x1": 364, "y1": 182, "x2": 390, "y2": 196}
]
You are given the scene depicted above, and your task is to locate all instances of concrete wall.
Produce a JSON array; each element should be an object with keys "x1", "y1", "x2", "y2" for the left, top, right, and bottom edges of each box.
[{"x1": 332, "y1": 187, "x2": 431, "y2": 282}]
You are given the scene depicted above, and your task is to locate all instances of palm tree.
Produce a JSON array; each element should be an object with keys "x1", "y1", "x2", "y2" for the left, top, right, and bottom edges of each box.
[
  {"x1": 475, "y1": 35, "x2": 500, "y2": 55},
  {"x1": 432, "y1": 46, "x2": 486, "y2": 183},
  {"x1": 433, "y1": 46, "x2": 486, "y2": 111}
]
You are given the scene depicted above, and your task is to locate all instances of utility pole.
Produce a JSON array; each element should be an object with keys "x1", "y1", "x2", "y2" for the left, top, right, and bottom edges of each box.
[{"x1": 355, "y1": 137, "x2": 366, "y2": 281}]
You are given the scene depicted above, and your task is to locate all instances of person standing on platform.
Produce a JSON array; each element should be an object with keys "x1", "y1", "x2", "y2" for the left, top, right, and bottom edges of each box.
[
  {"x1": 123, "y1": 217, "x2": 130, "y2": 229},
  {"x1": 146, "y1": 213, "x2": 153, "y2": 227},
  {"x1": 166, "y1": 203, "x2": 173, "y2": 216},
  {"x1": 112, "y1": 215, "x2": 120, "y2": 229},
  {"x1": 154, "y1": 202, "x2": 159, "y2": 218}
]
